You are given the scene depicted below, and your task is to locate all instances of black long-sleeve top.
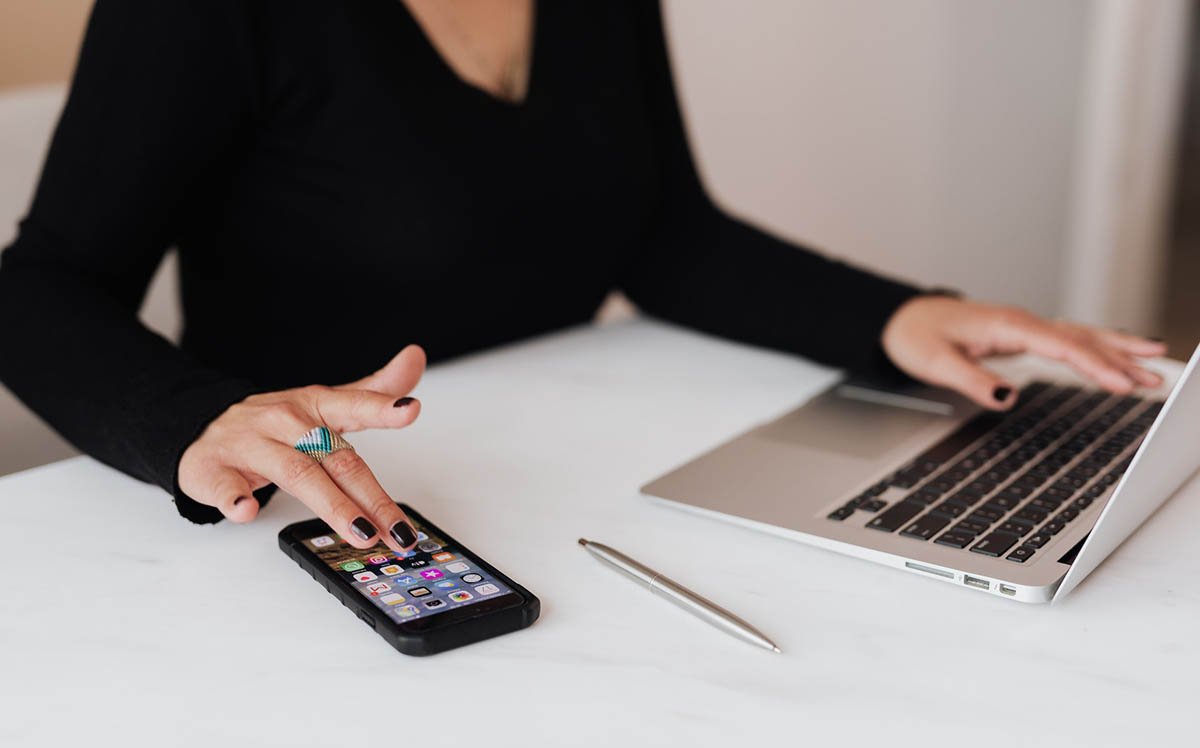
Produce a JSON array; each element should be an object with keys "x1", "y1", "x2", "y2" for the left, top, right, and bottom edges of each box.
[{"x1": 0, "y1": 0, "x2": 922, "y2": 523}]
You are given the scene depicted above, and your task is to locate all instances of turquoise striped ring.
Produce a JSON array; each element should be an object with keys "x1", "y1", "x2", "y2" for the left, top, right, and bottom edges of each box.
[{"x1": 293, "y1": 426, "x2": 354, "y2": 463}]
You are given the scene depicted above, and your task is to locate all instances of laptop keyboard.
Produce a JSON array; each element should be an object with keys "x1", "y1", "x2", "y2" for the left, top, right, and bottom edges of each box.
[{"x1": 826, "y1": 382, "x2": 1163, "y2": 564}]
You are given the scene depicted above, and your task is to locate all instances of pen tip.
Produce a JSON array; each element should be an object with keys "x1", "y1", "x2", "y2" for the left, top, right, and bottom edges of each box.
[
  {"x1": 771, "y1": 646, "x2": 782, "y2": 654},
  {"x1": 577, "y1": 538, "x2": 588, "y2": 546}
]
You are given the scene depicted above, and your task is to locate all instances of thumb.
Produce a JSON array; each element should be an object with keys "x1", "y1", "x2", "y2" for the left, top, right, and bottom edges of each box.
[
  {"x1": 919, "y1": 345, "x2": 1016, "y2": 411},
  {"x1": 339, "y1": 344, "x2": 426, "y2": 395}
]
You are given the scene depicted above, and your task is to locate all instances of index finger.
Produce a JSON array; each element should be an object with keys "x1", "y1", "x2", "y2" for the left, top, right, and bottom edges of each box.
[
  {"x1": 998, "y1": 318, "x2": 1135, "y2": 393},
  {"x1": 247, "y1": 439, "x2": 385, "y2": 550},
  {"x1": 300, "y1": 385, "x2": 422, "y2": 435},
  {"x1": 1094, "y1": 328, "x2": 1169, "y2": 358}
]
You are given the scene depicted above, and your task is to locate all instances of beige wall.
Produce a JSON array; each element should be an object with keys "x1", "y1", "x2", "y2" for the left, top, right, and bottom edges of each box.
[
  {"x1": 0, "y1": 0, "x2": 92, "y2": 91},
  {"x1": 664, "y1": 0, "x2": 1093, "y2": 318}
]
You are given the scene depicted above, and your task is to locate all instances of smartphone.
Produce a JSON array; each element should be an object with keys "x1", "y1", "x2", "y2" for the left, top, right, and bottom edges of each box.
[{"x1": 278, "y1": 504, "x2": 539, "y2": 656}]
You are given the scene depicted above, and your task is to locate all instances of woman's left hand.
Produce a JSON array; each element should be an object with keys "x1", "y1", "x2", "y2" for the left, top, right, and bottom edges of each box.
[{"x1": 881, "y1": 296, "x2": 1167, "y2": 410}]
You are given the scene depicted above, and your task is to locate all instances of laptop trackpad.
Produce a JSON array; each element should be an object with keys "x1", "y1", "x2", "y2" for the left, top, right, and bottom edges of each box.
[{"x1": 757, "y1": 388, "x2": 950, "y2": 460}]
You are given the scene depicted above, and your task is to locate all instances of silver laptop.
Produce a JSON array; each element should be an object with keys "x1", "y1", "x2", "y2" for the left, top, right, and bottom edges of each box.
[{"x1": 642, "y1": 343, "x2": 1200, "y2": 603}]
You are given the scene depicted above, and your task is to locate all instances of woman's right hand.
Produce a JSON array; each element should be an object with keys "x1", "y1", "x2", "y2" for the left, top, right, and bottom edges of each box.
[{"x1": 178, "y1": 345, "x2": 427, "y2": 553}]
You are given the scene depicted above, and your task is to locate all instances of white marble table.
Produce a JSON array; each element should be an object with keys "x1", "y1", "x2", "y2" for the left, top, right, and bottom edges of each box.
[{"x1": 1, "y1": 319, "x2": 1195, "y2": 747}]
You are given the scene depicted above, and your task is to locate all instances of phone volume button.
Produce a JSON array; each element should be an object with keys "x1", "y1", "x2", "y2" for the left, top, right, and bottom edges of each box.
[{"x1": 355, "y1": 609, "x2": 376, "y2": 629}]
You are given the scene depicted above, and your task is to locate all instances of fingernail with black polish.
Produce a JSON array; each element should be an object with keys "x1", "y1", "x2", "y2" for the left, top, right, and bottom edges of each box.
[
  {"x1": 393, "y1": 397, "x2": 415, "y2": 408},
  {"x1": 350, "y1": 517, "x2": 377, "y2": 541},
  {"x1": 390, "y1": 520, "x2": 417, "y2": 548},
  {"x1": 993, "y1": 386, "x2": 1012, "y2": 403}
]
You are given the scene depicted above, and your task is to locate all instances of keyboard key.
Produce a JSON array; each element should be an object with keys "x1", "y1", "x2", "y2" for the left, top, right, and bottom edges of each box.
[
  {"x1": 908, "y1": 488, "x2": 943, "y2": 505},
  {"x1": 1055, "y1": 477, "x2": 1087, "y2": 491},
  {"x1": 926, "y1": 479, "x2": 957, "y2": 495},
  {"x1": 1015, "y1": 473, "x2": 1048, "y2": 488},
  {"x1": 1072, "y1": 495, "x2": 1094, "y2": 510},
  {"x1": 1069, "y1": 464, "x2": 1100, "y2": 479},
  {"x1": 1014, "y1": 507, "x2": 1048, "y2": 524},
  {"x1": 987, "y1": 494, "x2": 1020, "y2": 510},
  {"x1": 890, "y1": 472, "x2": 921, "y2": 489},
  {"x1": 953, "y1": 519, "x2": 990, "y2": 535},
  {"x1": 920, "y1": 410, "x2": 1006, "y2": 463},
  {"x1": 962, "y1": 479, "x2": 998, "y2": 496},
  {"x1": 946, "y1": 491, "x2": 982, "y2": 508},
  {"x1": 998, "y1": 519, "x2": 1034, "y2": 536},
  {"x1": 934, "y1": 531, "x2": 975, "y2": 549},
  {"x1": 900, "y1": 513, "x2": 950, "y2": 540},
  {"x1": 861, "y1": 499, "x2": 887, "y2": 512},
  {"x1": 867, "y1": 481, "x2": 890, "y2": 495},
  {"x1": 1028, "y1": 496, "x2": 1062, "y2": 512},
  {"x1": 930, "y1": 501, "x2": 967, "y2": 518},
  {"x1": 1006, "y1": 547, "x2": 1036, "y2": 563},
  {"x1": 970, "y1": 506, "x2": 1005, "y2": 523},
  {"x1": 1041, "y1": 520, "x2": 1066, "y2": 535},
  {"x1": 1024, "y1": 533, "x2": 1051, "y2": 548},
  {"x1": 1057, "y1": 507, "x2": 1079, "y2": 522},
  {"x1": 867, "y1": 500, "x2": 925, "y2": 532},
  {"x1": 971, "y1": 531, "x2": 1020, "y2": 557},
  {"x1": 1000, "y1": 484, "x2": 1032, "y2": 499},
  {"x1": 827, "y1": 506, "x2": 855, "y2": 521}
]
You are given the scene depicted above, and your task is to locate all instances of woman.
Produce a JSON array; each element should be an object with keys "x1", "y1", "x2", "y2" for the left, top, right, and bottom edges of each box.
[{"x1": 0, "y1": 0, "x2": 1165, "y2": 556}]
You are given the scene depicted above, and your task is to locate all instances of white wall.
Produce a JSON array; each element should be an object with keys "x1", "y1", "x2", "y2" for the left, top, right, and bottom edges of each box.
[{"x1": 664, "y1": 0, "x2": 1093, "y2": 315}]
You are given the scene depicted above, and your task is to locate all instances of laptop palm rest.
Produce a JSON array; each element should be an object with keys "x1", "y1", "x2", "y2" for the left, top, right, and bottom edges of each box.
[{"x1": 642, "y1": 384, "x2": 970, "y2": 527}]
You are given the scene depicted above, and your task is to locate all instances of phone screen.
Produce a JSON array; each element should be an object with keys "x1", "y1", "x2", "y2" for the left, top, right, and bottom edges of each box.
[{"x1": 300, "y1": 518, "x2": 515, "y2": 624}]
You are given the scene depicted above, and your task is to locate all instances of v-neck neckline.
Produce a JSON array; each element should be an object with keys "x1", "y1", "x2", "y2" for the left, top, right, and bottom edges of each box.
[{"x1": 396, "y1": 0, "x2": 542, "y2": 112}]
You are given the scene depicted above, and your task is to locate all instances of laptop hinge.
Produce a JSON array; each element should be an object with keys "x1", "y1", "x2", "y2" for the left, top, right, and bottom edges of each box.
[{"x1": 1057, "y1": 534, "x2": 1089, "y2": 566}]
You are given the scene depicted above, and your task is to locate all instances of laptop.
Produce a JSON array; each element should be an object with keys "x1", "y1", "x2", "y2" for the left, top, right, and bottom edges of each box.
[{"x1": 641, "y1": 342, "x2": 1200, "y2": 602}]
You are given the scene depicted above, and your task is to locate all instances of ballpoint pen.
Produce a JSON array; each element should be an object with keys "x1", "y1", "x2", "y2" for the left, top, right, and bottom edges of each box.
[{"x1": 578, "y1": 538, "x2": 782, "y2": 653}]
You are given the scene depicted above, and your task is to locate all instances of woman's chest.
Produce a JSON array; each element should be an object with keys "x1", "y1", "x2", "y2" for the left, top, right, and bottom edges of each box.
[{"x1": 212, "y1": 1, "x2": 659, "y2": 275}]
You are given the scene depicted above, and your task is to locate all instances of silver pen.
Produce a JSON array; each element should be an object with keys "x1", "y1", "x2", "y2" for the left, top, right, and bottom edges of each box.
[{"x1": 577, "y1": 538, "x2": 782, "y2": 653}]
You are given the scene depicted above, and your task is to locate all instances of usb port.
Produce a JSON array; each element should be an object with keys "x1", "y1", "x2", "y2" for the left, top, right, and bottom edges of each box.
[
  {"x1": 963, "y1": 575, "x2": 990, "y2": 590},
  {"x1": 998, "y1": 584, "x2": 1017, "y2": 597}
]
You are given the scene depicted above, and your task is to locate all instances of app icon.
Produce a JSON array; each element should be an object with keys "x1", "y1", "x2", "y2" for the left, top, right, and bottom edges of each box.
[
  {"x1": 417, "y1": 540, "x2": 442, "y2": 553},
  {"x1": 379, "y1": 593, "x2": 406, "y2": 606},
  {"x1": 435, "y1": 580, "x2": 456, "y2": 589},
  {"x1": 422, "y1": 598, "x2": 446, "y2": 609},
  {"x1": 393, "y1": 575, "x2": 418, "y2": 586},
  {"x1": 311, "y1": 536, "x2": 334, "y2": 547},
  {"x1": 406, "y1": 559, "x2": 429, "y2": 569},
  {"x1": 341, "y1": 561, "x2": 365, "y2": 572},
  {"x1": 380, "y1": 565, "x2": 403, "y2": 576},
  {"x1": 432, "y1": 552, "x2": 455, "y2": 563},
  {"x1": 461, "y1": 573, "x2": 483, "y2": 584},
  {"x1": 416, "y1": 531, "x2": 428, "y2": 541},
  {"x1": 409, "y1": 586, "x2": 431, "y2": 597},
  {"x1": 448, "y1": 590, "x2": 474, "y2": 602},
  {"x1": 353, "y1": 571, "x2": 378, "y2": 583},
  {"x1": 395, "y1": 549, "x2": 417, "y2": 559},
  {"x1": 445, "y1": 562, "x2": 469, "y2": 574},
  {"x1": 396, "y1": 605, "x2": 419, "y2": 618},
  {"x1": 420, "y1": 568, "x2": 444, "y2": 580},
  {"x1": 475, "y1": 584, "x2": 500, "y2": 596},
  {"x1": 367, "y1": 555, "x2": 389, "y2": 565},
  {"x1": 366, "y1": 582, "x2": 391, "y2": 596}
]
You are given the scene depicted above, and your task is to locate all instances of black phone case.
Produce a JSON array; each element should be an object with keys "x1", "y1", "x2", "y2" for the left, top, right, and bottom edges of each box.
[{"x1": 278, "y1": 504, "x2": 539, "y2": 656}]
